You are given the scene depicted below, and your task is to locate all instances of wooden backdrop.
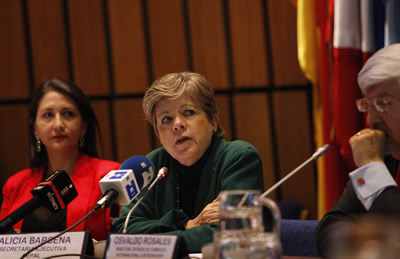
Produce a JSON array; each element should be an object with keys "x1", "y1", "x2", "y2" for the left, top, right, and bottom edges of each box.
[{"x1": 0, "y1": 0, "x2": 317, "y2": 218}]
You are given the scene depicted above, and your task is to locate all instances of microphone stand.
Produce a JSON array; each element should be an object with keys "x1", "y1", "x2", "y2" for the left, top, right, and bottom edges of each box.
[
  {"x1": 20, "y1": 184, "x2": 119, "y2": 259},
  {"x1": 260, "y1": 144, "x2": 330, "y2": 199},
  {"x1": 20, "y1": 208, "x2": 97, "y2": 259},
  {"x1": 122, "y1": 167, "x2": 168, "y2": 234}
]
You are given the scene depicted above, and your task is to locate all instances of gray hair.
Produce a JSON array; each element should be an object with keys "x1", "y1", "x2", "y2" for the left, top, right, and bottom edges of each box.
[
  {"x1": 358, "y1": 43, "x2": 400, "y2": 94},
  {"x1": 143, "y1": 72, "x2": 224, "y2": 137}
]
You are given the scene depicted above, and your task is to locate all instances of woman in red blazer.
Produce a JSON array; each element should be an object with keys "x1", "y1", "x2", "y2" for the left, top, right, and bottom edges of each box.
[{"x1": 0, "y1": 79, "x2": 120, "y2": 241}]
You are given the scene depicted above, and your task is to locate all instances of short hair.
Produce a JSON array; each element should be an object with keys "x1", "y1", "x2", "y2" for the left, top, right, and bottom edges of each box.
[
  {"x1": 143, "y1": 72, "x2": 224, "y2": 137},
  {"x1": 29, "y1": 78, "x2": 101, "y2": 169},
  {"x1": 358, "y1": 43, "x2": 400, "y2": 94}
]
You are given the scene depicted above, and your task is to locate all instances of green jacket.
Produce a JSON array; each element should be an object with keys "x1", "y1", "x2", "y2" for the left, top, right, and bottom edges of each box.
[{"x1": 112, "y1": 137, "x2": 265, "y2": 252}]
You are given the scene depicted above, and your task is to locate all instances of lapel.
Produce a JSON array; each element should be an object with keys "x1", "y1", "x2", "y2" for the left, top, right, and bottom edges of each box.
[
  {"x1": 67, "y1": 153, "x2": 94, "y2": 230},
  {"x1": 192, "y1": 138, "x2": 219, "y2": 215},
  {"x1": 164, "y1": 162, "x2": 179, "y2": 213},
  {"x1": 385, "y1": 155, "x2": 399, "y2": 178},
  {"x1": 11, "y1": 170, "x2": 43, "y2": 231}
]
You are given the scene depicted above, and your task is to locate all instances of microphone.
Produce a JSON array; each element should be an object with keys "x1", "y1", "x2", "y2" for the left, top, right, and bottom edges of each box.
[
  {"x1": 0, "y1": 170, "x2": 77, "y2": 233},
  {"x1": 20, "y1": 157, "x2": 155, "y2": 259},
  {"x1": 311, "y1": 144, "x2": 331, "y2": 160},
  {"x1": 122, "y1": 167, "x2": 168, "y2": 233},
  {"x1": 20, "y1": 159, "x2": 156, "y2": 259},
  {"x1": 96, "y1": 155, "x2": 155, "y2": 209},
  {"x1": 260, "y1": 144, "x2": 330, "y2": 198}
]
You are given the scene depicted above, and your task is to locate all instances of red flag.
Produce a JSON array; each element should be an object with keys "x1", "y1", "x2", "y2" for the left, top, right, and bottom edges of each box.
[
  {"x1": 299, "y1": 0, "x2": 390, "y2": 216},
  {"x1": 317, "y1": 0, "x2": 364, "y2": 216}
]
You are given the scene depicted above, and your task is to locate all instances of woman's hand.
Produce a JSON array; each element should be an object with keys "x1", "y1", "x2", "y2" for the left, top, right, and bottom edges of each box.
[
  {"x1": 349, "y1": 128, "x2": 386, "y2": 167},
  {"x1": 185, "y1": 196, "x2": 220, "y2": 229}
]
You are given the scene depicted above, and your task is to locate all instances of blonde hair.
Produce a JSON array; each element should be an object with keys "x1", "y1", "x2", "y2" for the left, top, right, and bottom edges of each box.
[{"x1": 143, "y1": 72, "x2": 224, "y2": 137}]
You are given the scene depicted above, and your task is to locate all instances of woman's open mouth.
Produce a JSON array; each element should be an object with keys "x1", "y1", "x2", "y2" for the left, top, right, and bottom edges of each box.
[{"x1": 176, "y1": 137, "x2": 190, "y2": 144}]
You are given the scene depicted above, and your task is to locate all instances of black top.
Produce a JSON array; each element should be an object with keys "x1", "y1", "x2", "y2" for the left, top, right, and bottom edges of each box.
[{"x1": 173, "y1": 134, "x2": 215, "y2": 219}]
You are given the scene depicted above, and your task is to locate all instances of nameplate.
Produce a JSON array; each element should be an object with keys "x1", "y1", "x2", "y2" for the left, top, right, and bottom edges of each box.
[
  {"x1": 105, "y1": 234, "x2": 183, "y2": 259},
  {"x1": 0, "y1": 231, "x2": 91, "y2": 259}
]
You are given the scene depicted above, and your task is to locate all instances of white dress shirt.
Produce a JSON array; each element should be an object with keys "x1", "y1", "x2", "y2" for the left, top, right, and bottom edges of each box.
[{"x1": 349, "y1": 161, "x2": 397, "y2": 210}]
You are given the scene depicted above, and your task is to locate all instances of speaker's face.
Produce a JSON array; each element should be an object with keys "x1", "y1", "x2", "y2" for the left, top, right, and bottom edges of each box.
[{"x1": 155, "y1": 95, "x2": 216, "y2": 166}]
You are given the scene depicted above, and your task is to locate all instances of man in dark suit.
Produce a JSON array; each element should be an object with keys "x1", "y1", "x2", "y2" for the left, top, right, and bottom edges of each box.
[{"x1": 316, "y1": 43, "x2": 400, "y2": 258}]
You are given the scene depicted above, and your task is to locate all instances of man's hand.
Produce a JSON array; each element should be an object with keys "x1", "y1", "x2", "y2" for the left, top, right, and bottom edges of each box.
[
  {"x1": 185, "y1": 196, "x2": 220, "y2": 229},
  {"x1": 349, "y1": 128, "x2": 386, "y2": 167}
]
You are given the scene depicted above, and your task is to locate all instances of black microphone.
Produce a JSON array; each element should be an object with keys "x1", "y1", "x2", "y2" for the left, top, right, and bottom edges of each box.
[
  {"x1": 20, "y1": 159, "x2": 157, "y2": 259},
  {"x1": 0, "y1": 170, "x2": 78, "y2": 233},
  {"x1": 122, "y1": 167, "x2": 168, "y2": 233},
  {"x1": 260, "y1": 144, "x2": 330, "y2": 198}
]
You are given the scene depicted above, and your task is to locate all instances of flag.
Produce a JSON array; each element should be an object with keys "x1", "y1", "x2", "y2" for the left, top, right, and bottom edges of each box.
[
  {"x1": 297, "y1": 0, "x2": 322, "y2": 216},
  {"x1": 297, "y1": 0, "x2": 399, "y2": 217},
  {"x1": 316, "y1": 0, "x2": 336, "y2": 217},
  {"x1": 325, "y1": 0, "x2": 364, "y2": 216}
]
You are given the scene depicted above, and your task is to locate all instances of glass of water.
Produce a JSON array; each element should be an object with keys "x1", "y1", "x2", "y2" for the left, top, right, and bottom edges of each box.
[{"x1": 216, "y1": 190, "x2": 281, "y2": 259}]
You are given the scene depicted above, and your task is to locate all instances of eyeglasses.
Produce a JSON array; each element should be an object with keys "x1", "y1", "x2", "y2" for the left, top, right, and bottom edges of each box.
[{"x1": 356, "y1": 97, "x2": 391, "y2": 113}]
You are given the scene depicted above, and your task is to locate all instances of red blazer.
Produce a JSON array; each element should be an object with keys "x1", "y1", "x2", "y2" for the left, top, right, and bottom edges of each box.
[{"x1": 0, "y1": 153, "x2": 120, "y2": 241}]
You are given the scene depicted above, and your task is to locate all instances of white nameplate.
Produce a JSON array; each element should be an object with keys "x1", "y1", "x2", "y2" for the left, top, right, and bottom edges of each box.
[
  {"x1": 105, "y1": 234, "x2": 179, "y2": 259},
  {"x1": 0, "y1": 231, "x2": 90, "y2": 259}
]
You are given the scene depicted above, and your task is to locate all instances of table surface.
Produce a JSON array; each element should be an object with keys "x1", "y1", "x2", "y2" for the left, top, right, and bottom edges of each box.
[{"x1": 283, "y1": 256, "x2": 321, "y2": 259}]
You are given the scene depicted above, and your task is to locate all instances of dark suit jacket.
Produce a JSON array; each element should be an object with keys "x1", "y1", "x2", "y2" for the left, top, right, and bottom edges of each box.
[{"x1": 315, "y1": 156, "x2": 399, "y2": 257}]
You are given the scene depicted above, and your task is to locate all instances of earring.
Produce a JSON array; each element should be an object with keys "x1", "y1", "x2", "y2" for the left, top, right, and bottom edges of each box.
[
  {"x1": 36, "y1": 139, "x2": 41, "y2": 152},
  {"x1": 79, "y1": 136, "x2": 85, "y2": 148}
]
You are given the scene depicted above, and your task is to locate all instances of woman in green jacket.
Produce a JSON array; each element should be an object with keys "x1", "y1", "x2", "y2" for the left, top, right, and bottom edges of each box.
[{"x1": 112, "y1": 72, "x2": 265, "y2": 252}]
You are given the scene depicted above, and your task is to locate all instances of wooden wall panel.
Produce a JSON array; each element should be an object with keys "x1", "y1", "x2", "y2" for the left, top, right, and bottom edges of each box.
[
  {"x1": 0, "y1": 0, "x2": 318, "y2": 218},
  {"x1": 273, "y1": 91, "x2": 316, "y2": 218},
  {"x1": 91, "y1": 101, "x2": 114, "y2": 161},
  {"x1": 108, "y1": 0, "x2": 150, "y2": 94},
  {"x1": 147, "y1": 0, "x2": 189, "y2": 78},
  {"x1": 233, "y1": 93, "x2": 275, "y2": 198},
  {"x1": 0, "y1": 0, "x2": 29, "y2": 99},
  {"x1": 187, "y1": 0, "x2": 229, "y2": 89},
  {"x1": 215, "y1": 95, "x2": 232, "y2": 141},
  {"x1": 268, "y1": 0, "x2": 307, "y2": 86},
  {"x1": 27, "y1": 0, "x2": 70, "y2": 87},
  {"x1": 228, "y1": 0, "x2": 269, "y2": 87},
  {"x1": 0, "y1": 105, "x2": 30, "y2": 188},
  {"x1": 114, "y1": 99, "x2": 152, "y2": 162},
  {"x1": 67, "y1": 0, "x2": 110, "y2": 95}
]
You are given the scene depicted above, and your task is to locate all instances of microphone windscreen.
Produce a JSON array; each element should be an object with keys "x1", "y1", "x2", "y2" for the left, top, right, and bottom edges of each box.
[
  {"x1": 119, "y1": 155, "x2": 155, "y2": 189},
  {"x1": 99, "y1": 155, "x2": 155, "y2": 205},
  {"x1": 31, "y1": 170, "x2": 78, "y2": 212}
]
